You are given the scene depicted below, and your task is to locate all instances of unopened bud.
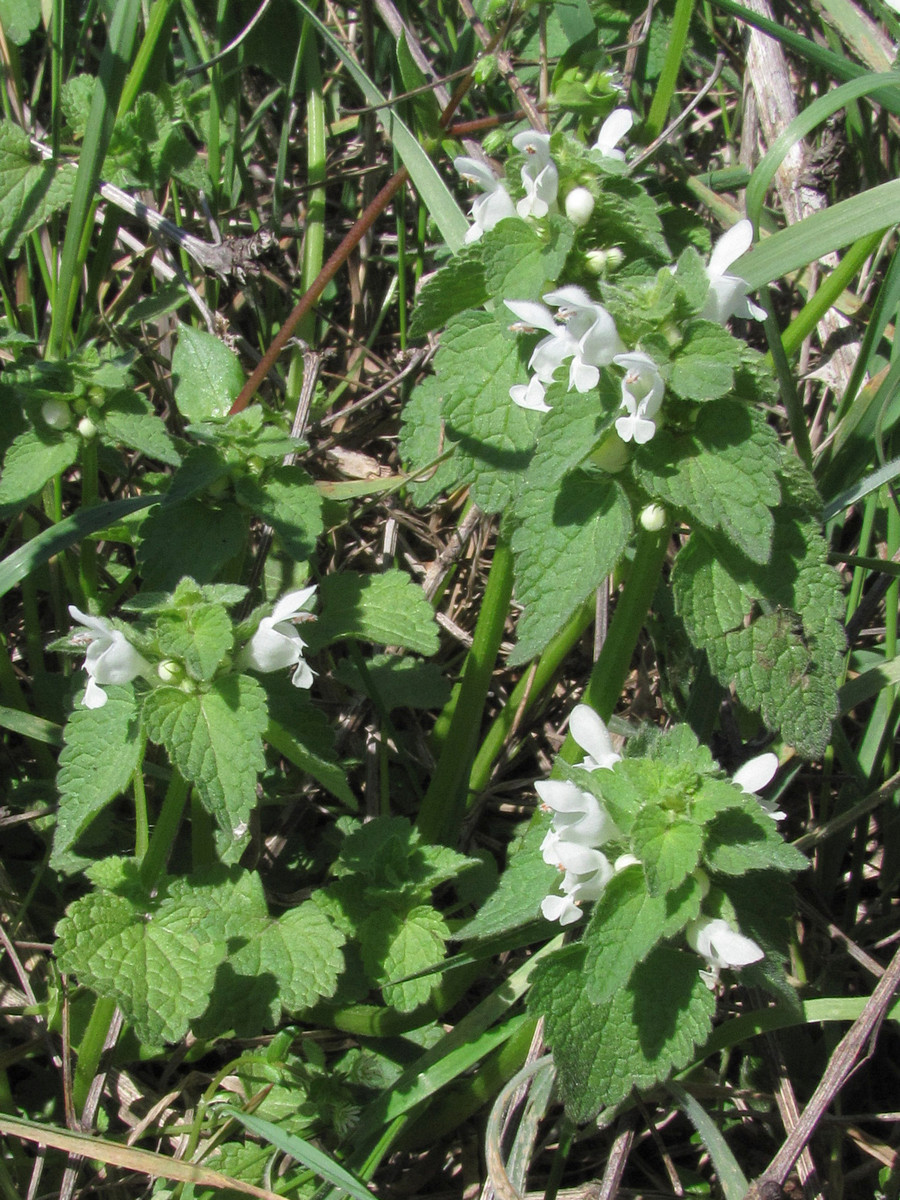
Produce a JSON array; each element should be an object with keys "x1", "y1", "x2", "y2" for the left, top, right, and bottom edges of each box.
[
  {"x1": 41, "y1": 399, "x2": 71, "y2": 430},
  {"x1": 77, "y1": 416, "x2": 98, "y2": 439},
  {"x1": 565, "y1": 187, "x2": 595, "y2": 227},
  {"x1": 640, "y1": 503, "x2": 667, "y2": 532},
  {"x1": 473, "y1": 54, "x2": 497, "y2": 85},
  {"x1": 586, "y1": 246, "x2": 624, "y2": 275},
  {"x1": 157, "y1": 659, "x2": 182, "y2": 684}
]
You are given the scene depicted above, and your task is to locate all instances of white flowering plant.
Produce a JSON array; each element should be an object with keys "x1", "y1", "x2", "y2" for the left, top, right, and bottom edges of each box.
[
  {"x1": 404, "y1": 121, "x2": 844, "y2": 759},
  {"x1": 460, "y1": 702, "x2": 806, "y2": 1119}
]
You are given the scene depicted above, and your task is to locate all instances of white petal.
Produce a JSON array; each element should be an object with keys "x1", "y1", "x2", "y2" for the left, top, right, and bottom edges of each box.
[
  {"x1": 595, "y1": 108, "x2": 633, "y2": 156},
  {"x1": 541, "y1": 893, "x2": 583, "y2": 925},
  {"x1": 454, "y1": 157, "x2": 499, "y2": 189},
  {"x1": 82, "y1": 677, "x2": 109, "y2": 708},
  {"x1": 291, "y1": 658, "x2": 315, "y2": 688},
  {"x1": 504, "y1": 299, "x2": 558, "y2": 334},
  {"x1": 687, "y1": 916, "x2": 764, "y2": 969},
  {"x1": 271, "y1": 585, "x2": 316, "y2": 623},
  {"x1": 568, "y1": 356, "x2": 600, "y2": 393},
  {"x1": 536, "y1": 779, "x2": 589, "y2": 814},
  {"x1": 733, "y1": 752, "x2": 778, "y2": 795},
  {"x1": 708, "y1": 219, "x2": 754, "y2": 276},
  {"x1": 509, "y1": 377, "x2": 552, "y2": 411},
  {"x1": 569, "y1": 703, "x2": 619, "y2": 770},
  {"x1": 543, "y1": 284, "x2": 594, "y2": 309},
  {"x1": 68, "y1": 605, "x2": 113, "y2": 636}
]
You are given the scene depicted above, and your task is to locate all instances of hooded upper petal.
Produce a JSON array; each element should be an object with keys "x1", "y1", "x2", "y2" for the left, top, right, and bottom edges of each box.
[
  {"x1": 594, "y1": 108, "x2": 633, "y2": 159},
  {"x1": 687, "y1": 916, "x2": 764, "y2": 970},
  {"x1": 569, "y1": 703, "x2": 620, "y2": 771}
]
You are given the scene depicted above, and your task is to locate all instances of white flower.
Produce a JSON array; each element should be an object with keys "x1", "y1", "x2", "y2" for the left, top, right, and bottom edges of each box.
[
  {"x1": 613, "y1": 351, "x2": 665, "y2": 444},
  {"x1": 565, "y1": 186, "x2": 595, "y2": 226},
  {"x1": 702, "y1": 220, "x2": 766, "y2": 324},
  {"x1": 593, "y1": 108, "x2": 633, "y2": 160},
  {"x1": 543, "y1": 286, "x2": 626, "y2": 392},
  {"x1": 569, "y1": 703, "x2": 621, "y2": 771},
  {"x1": 238, "y1": 586, "x2": 316, "y2": 688},
  {"x1": 68, "y1": 605, "x2": 151, "y2": 709},
  {"x1": 512, "y1": 132, "x2": 558, "y2": 219},
  {"x1": 537, "y1": 779, "x2": 621, "y2": 863},
  {"x1": 504, "y1": 297, "x2": 577, "y2": 386},
  {"x1": 733, "y1": 751, "x2": 784, "y2": 820},
  {"x1": 454, "y1": 156, "x2": 517, "y2": 243},
  {"x1": 687, "y1": 915, "x2": 764, "y2": 981}
]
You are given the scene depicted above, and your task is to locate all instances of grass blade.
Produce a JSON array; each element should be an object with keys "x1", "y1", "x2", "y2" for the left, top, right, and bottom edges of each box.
[{"x1": 289, "y1": 0, "x2": 468, "y2": 252}]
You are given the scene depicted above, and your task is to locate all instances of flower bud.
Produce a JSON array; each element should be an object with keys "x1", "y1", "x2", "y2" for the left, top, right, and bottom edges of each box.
[
  {"x1": 639, "y1": 502, "x2": 667, "y2": 531},
  {"x1": 157, "y1": 659, "x2": 183, "y2": 684},
  {"x1": 77, "y1": 416, "x2": 98, "y2": 439},
  {"x1": 565, "y1": 187, "x2": 595, "y2": 227},
  {"x1": 41, "y1": 399, "x2": 71, "y2": 430},
  {"x1": 585, "y1": 246, "x2": 624, "y2": 275},
  {"x1": 473, "y1": 54, "x2": 497, "y2": 85}
]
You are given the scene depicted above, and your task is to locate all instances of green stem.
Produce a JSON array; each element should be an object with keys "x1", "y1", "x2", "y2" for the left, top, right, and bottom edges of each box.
[
  {"x1": 645, "y1": 0, "x2": 695, "y2": 141},
  {"x1": 72, "y1": 994, "x2": 118, "y2": 1115},
  {"x1": 779, "y1": 231, "x2": 881, "y2": 361},
  {"x1": 466, "y1": 599, "x2": 595, "y2": 802},
  {"x1": 562, "y1": 521, "x2": 672, "y2": 760},
  {"x1": 140, "y1": 769, "x2": 190, "y2": 889},
  {"x1": 417, "y1": 533, "x2": 515, "y2": 844},
  {"x1": 132, "y1": 739, "x2": 150, "y2": 860}
]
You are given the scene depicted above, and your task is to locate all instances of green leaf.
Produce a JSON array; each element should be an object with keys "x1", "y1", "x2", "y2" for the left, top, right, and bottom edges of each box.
[
  {"x1": 582, "y1": 869, "x2": 703, "y2": 1004},
  {"x1": 630, "y1": 808, "x2": 703, "y2": 896},
  {"x1": 156, "y1": 603, "x2": 233, "y2": 682},
  {"x1": 457, "y1": 817, "x2": 558, "y2": 941},
  {"x1": 333, "y1": 653, "x2": 451, "y2": 711},
  {"x1": 162, "y1": 445, "x2": 231, "y2": 506},
  {"x1": 530, "y1": 942, "x2": 715, "y2": 1120},
  {"x1": 409, "y1": 249, "x2": 488, "y2": 338},
  {"x1": 312, "y1": 570, "x2": 439, "y2": 655},
  {"x1": 526, "y1": 377, "x2": 619, "y2": 486},
  {"x1": 0, "y1": 427, "x2": 79, "y2": 509},
  {"x1": 171, "y1": 324, "x2": 244, "y2": 423},
  {"x1": 634, "y1": 401, "x2": 781, "y2": 564},
  {"x1": 0, "y1": 120, "x2": 77, "y2": 255},
  {"x1": 510, "y1": 472, "x2": 632, "y2": 666},
  {"x1": 377, "y1": 905, "x2": 448, "y2": 1012},
  {"x1": 136, "y1": 499, "x2": 248, "y2": 590},
  {"x1": 0, "y1": 0, "x2": 40, "y2": 44},
  {"x1": 481, "y1": 216, "x2": 574, "y2": 301},
  {"x1": 234, "y1": 466, "x2": 323, "y2": 564},
  {"x1": 669, "y1": 321, "x2": 744, "y2": 402},
  {"x1": 672, "y1": 497, "x2": 845, "y2": 757},
  {"x1": 398, "y1": 372, "x2": 461, "y2": 505},
  {"x1": 55, "y1": 878, "x2": 225, "y2": 1046},
  {"x1": 101, "y1": 391, "x2": 181, "y2": 466},
  {"x1": 437, "y1": 311, "x2": 537, "y2": 512},
  {"x1": 142, "y1": 675, "x2": 267, "y2": 836},
  {"x1": 265, "y1": 695, "x2": 356, "y2": 810},
  {"x1": 192, "y1": 872, "x2": 345, "y2": 1037},
  {"x1": 703, "y1": 802, "x2": 808, "y2": 875},
  {"x1": 51, "y1": 686, "x2": 142, "y2": 871}
]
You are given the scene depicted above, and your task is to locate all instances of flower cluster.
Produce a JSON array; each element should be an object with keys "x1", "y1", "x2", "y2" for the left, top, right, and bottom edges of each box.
[
  {"x1": 538, "y1": 703, "x2": 779, "y2": 985},
  {"x1": 538, "y1": 704, "x2": 635, "y2": 926},
  {"x1": 68, "y1": 586, "x2": 317, "y2": 707},
  {"x1": 454, "y1": 114, "x2": 764, "y2": 445}
]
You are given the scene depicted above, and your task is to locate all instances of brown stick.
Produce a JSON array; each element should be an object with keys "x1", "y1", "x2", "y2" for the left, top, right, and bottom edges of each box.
[{"x1": 228, "y1": 167, "x2": 409, "y2": 414}]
